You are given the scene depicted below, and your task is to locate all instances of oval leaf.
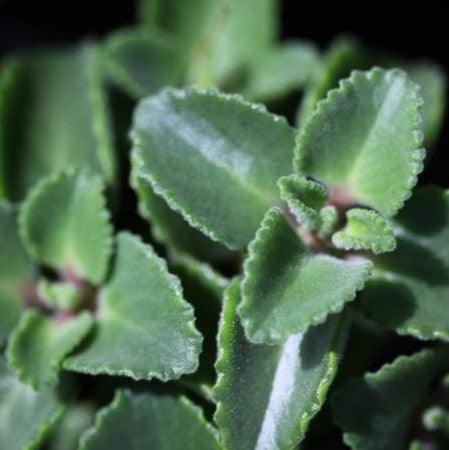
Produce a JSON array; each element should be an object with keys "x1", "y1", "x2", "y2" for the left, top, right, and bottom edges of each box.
[
  {"x1": 64, "y1": 232, "x2": 202, "y2": 381},
  {"x1": 295, "y1": 68, "x2": 425, "y2": 217},
  {"x1": 239, "y1": 207, "x2": 372, "y2": 343},
  {"x1": 81, "y1": 390, "x2": 220, "y2": 450},
  {"x1": 213, "y1": 280, "x2": 348, "y2": 450},
  {"x1": 131, "y1": 87, "x2": 295, "y2": 249},
  {"x1": 19, "y1": 170, "x2": 113, "y2": 284}
]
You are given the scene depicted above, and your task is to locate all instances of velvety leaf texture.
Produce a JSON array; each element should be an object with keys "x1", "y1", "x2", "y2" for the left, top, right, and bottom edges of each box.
[
  {"x1": 19, "y1": 170, "x2": 113, "y2": 284},
  {"x1": 131, "y1": 87, "x2": 295, "y2": 249},
  {"x1": 0, "y1": 360, "x2": 64, "y2": 450},
  {"x1": 7, "y1": 310, "x2": 93, "y2": 389},
  {"x1": 0, "y1": 45, "x2": 115, "y2": 201},
  {"x1": 332, "y1": 348, "x2": 449, "y2": 450},
  {"x1": 331, "y1": 208, "x2": 396, "y2": 254},
  {"x1": 239, "y1": 208, "x2": 372, "y2": 343},
  {"x1": 214, "y1": 281, "x2": 348, "y2": 450},
  {"x1": 64, "y1": 232, "x2": 202, "y2": 381},
  {"x1": 361, "y1": 186, "x2": 449, "y2": 341},
  {"x1": 295, "y1": 68, "x2": 425, "y2": 217},
  {"x1": 81, "y1": 390, "x2": 220, "y2": 450},
  {"x1": 0, "y1": 201, "x2": 30, "y2": 345}
]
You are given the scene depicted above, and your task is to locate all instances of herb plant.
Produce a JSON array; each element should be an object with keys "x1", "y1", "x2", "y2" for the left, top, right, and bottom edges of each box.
[{"x1": 0, "y1": 1, "x2": 448, "y2": 449}]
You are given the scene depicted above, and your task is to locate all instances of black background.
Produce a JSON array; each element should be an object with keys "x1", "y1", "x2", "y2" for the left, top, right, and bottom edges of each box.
[{"x1": 0, "y1": 0, "x2": 447, "y2": 187}]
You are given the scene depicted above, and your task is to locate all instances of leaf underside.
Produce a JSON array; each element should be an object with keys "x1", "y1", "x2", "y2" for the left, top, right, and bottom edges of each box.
[
  {"x1": 239, "y1": 207, "x2": 372, "y2": 343},
  {"x1": 80, "y1": 389, "x2": 220, "y2": 450},
  {"x1": 213, "y1": 280, "x2": 348, "y2": 450},
  {"x1": 131, "y1": 87, "x2": 295, "y2": 249},
  {"x1": 64, "y1": 232, "x2": 202, "y2": 381},
  {"x1": 295, "y1": 68, "x2": 425, "y2": 217}
]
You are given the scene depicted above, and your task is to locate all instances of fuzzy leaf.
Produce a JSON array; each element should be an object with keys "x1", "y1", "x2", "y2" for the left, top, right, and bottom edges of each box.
[
  {"x1": 297, "y1": 36, "x2": 371, "y2": 125},
  {"x1": 7, "y1": 310, "x2": 93, "y2": 389},
  {"x1": 81, "y1": 389, "x2": 220, "y2": 450},
  {"x1": 64, "y1": 232, "x2": 202, "y2": 381},
  {"x1": 102, "y1": 28, "x2": 184, "y2": 99},
  {"x1": 332, "y1": 208, "x2": 396, "y2": 254},
  {"x1": 170, "y1": 251, "x2": 228, "y2": 386},
  {"x1": 37, "y1": 280, "x2": 80, "y2": 311},
  {"x1": 19, "y1": 170, "x2": 113, "y2": 284},
  {"x1": 48, "y1": 403, "x2": 95, "y2": 450},
  {"x1": 243, "y1": 41, "x2": 319, "y2": 102},
  {"x1": 318, "y1": 205, "x2": 338, "y2": 238},
  {"x1": 0, "y1": 360, "x2": 64, "y2": 450},
  {"x1": 332, "y1": 348, "x2": 449, "y2": 450},
  {"x1": 295, "y1": 68, "x2": 425, "y2": 217},
  {"x1": 407, "y1": 63, "x2": 446, "y2": 148},
  {"x1": 423, "y1": 406, "x2": 449, "y2": 435},
  {"x1": 214, "y1": 280, "x2": 348, "y2": 450},
  {"x1": 0, "y1": 45, "x2": 115, "y2": 201},
  {"x1": 0, "y1": 201, "x2": 30, "y2": 345},
  {"x1": 278, "y1": 174, "x2": 328, "y2": 230},
  {"x1": 131, "y1": 87, "x2": 295, "y2": 249},
  {"x1": 361, "y1": 186, "x2": 449, "y2": 342},
  {"x1": 132, "y1": 173, "x2": 235, "y2": 263},
  {"x1": 239, "y1": 208, "x2": 372, "y2": 343}
]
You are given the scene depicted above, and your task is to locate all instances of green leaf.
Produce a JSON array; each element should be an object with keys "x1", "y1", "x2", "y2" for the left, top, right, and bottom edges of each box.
[
  {"x1": 37, "y1": 279, "x2": 80, "y2": 311},
  {"x1": 360, "y1": 186, "x2": 449, "y2": 342},
  {"x1": 278, "y1": 174, "x2": 328, "y2": 230},
  {"x1": 170, "y1": 251, "x2": 228, "y2": 386},
  {"x1": 0, "y1": 201, "x2": 30, "y2": 345},
  {"x1": 19, "y1": 170, "x2": 113, "y2": 284},
  {"x1": 407, "y1": 62, "x2": 446, "y2": 148},
  {"x1": 131, "y1": 87, "x2": 295, "y2": 249},
  {"x1": 332, "y1": 208, "x2": 396, "y2": 254},
  {"x1": 318, "y1": 205, "x2": 338, "y2": 238},
  {"x1": 81, "y1": 389, "x2": 220, "y2": 450},
  {"x1": 7, "y1": 310, "x2": 93, "y2": 389},
  {"x1": 295, "y1": 68, "x2": 425, "y2": 217},
  {"x1": 243, "y1": 41, "x2": 320, "y2": 102},
  {"x1": 423, "y1": 406, "x2": 449, "y2": 435},
  {"x1": 48, "y1": 403, "x2": 96, "y2": 450},
  {"x1": 102, "y1": 28, "x2": 184, "y2": 99},
  {"x1": 297, "y1": 36, "x2": 371, "y2": 125},
  {"x1": 332, "y1": 348, "x2": 449, "y2": 450},
  {"x1": 64, "y1": 232, "x2": 202, "y2": 381},
  {"x1": 0, "y1": 360, "x2": 65, "y2": 450},
  {"x1": 213, "y1": 280, "x2": 348, "y2": 450},
  {"x1": 0, "y1": 45, "x2": 115, "y2": 201},
  {"x1": 239, "y1": 207, "x2": 372, "y2": 343},
  {"x1": 132, "y1": 173, "x2": 235, "y2": 263}
]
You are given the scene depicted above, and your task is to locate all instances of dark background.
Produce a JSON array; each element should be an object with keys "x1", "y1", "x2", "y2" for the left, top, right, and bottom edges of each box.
[{"x1": 0, "y1": 0, "x2": 447, "y2": 187}]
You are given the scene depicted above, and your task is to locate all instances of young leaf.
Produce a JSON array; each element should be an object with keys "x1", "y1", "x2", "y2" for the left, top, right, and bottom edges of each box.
[
  {"x1": 19, "y1": 170, "x2": 113, "y2": 284},
  {"x1": 64, "y1": 232, "x2": 202, "y2": 381},
  {"x1": 0, "y1": 201, "x2": 31, "y2": 345},
  {"x1": 239, "y1": 208, "x2": 372, "y2": 343},
  {"x1": 318, "y1": 205, "x2": 338, "y2": 238},
  {"x1": 243, "y1": 41, "x2": 320, "y2": 102},
  {"x1": 332, "y1": 208, "x2": 396, "y2": 254},
  {"x1": 7, "y1": 310, "x2": 93, "y2": 389},
  {"x1": 214, "y1": 280, "x2": 348, "y2": 450},
  {"x1": 295, "y1": 68, "x2": 425, "y2": 217},
  {"x1": 132, "y1": 173, "x2": 235, "y2": 263},
  {"x1": 332, "y1": 348, "x2": 449, "y2": 450},
  {"x1": 361, "y1": 186, "x2": 449, "y2": 342},
  {"x1": 423, "y1": 406, "x2": 449, "y2": 435},
  {"x1": 102, "y1": 28, "x2": 184, "y2": 99},
  {"x1": 0, "y1": 360, "x2": 65, "y2": 450},
  {"x1": 0, "y1": 45, "x2": 115, "y2": 201},
  {"x1": 297, "y1": 36, "x2": 371, "y2": 125},
  {"x1": 37, "y1": 279, "x2": 80, "y2": 311},
  {"x1": 278, "y1": 174, "x2": 328, "y2": 230},
  {"x1": 80, "y1": 389, "x2": 220, "y2": 450},
  {"x1": 131, "y1": 87, "x2": 295, "y2": 249}
]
